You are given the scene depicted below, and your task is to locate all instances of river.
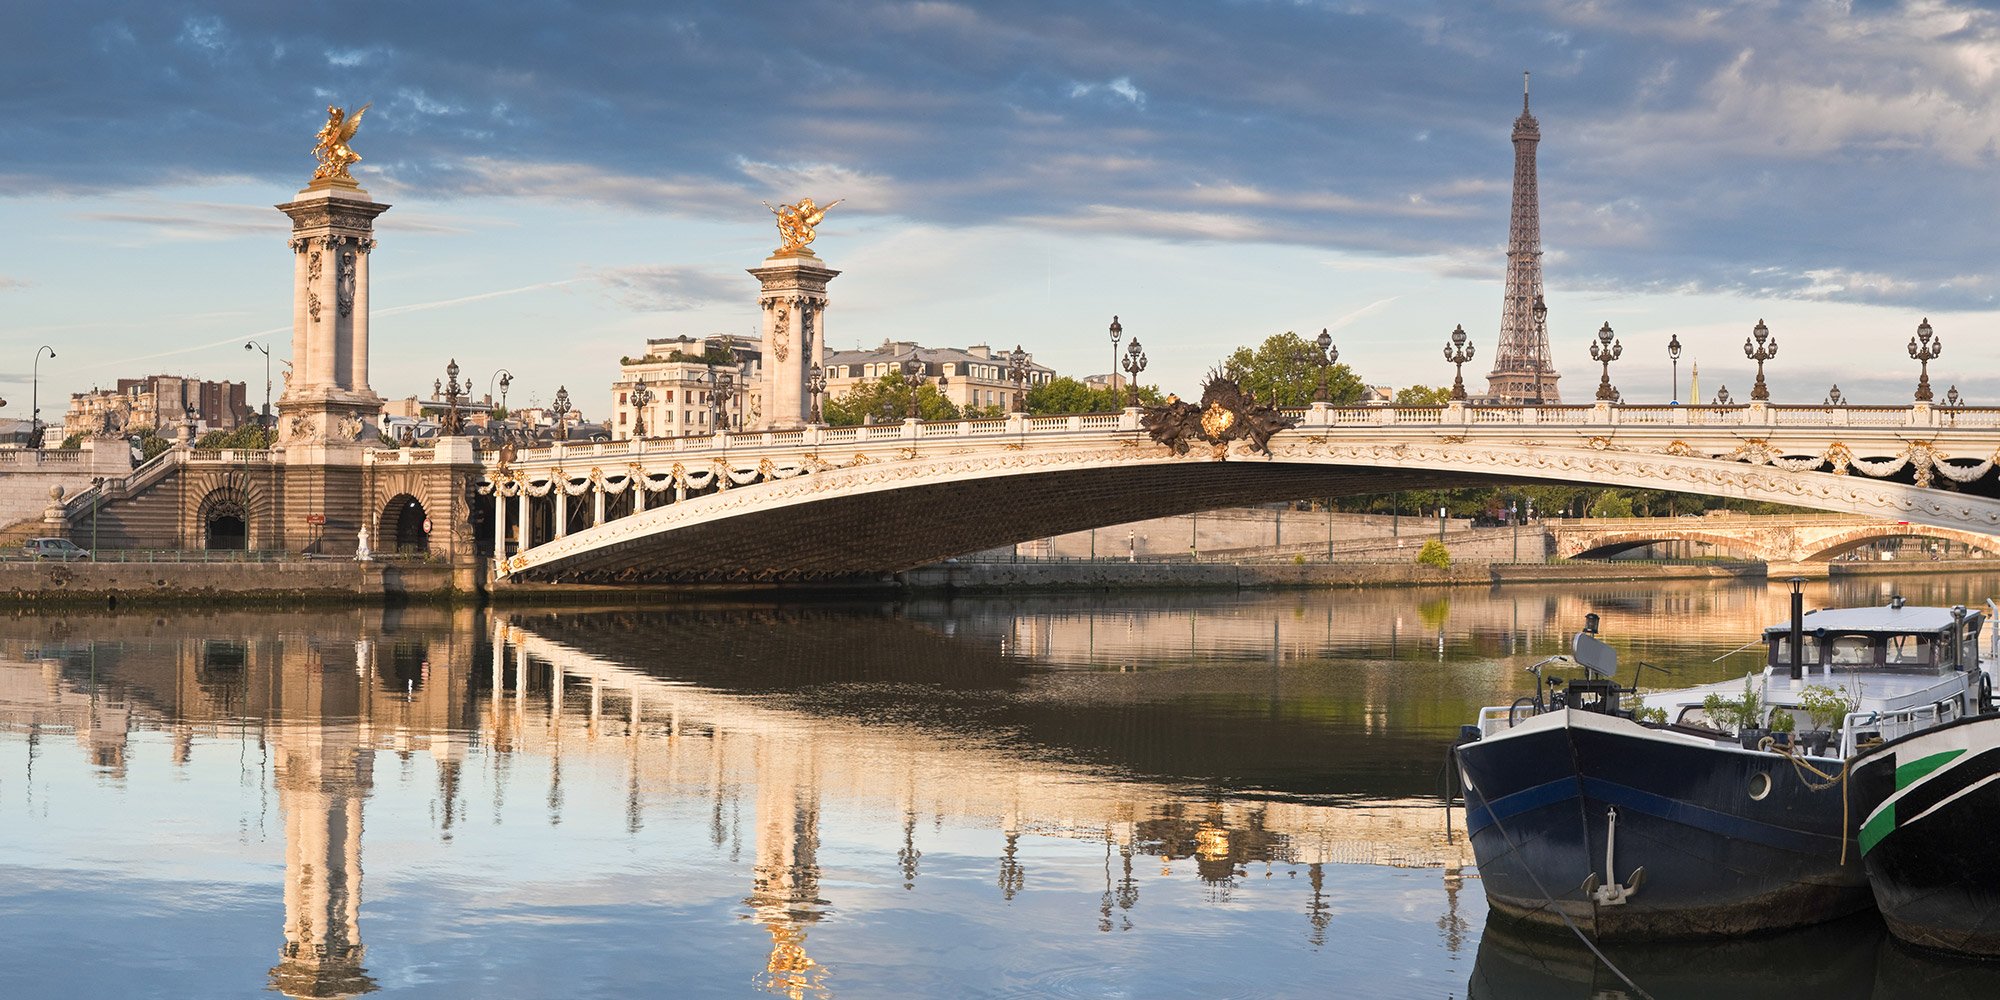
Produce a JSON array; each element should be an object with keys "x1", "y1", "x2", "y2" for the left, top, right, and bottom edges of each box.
[{"x1": 5, "y1": 575, "x2": 2000, "y2": 998}]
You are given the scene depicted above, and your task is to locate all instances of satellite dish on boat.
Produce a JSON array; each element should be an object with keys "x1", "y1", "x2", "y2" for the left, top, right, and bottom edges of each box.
[{"x1": 1573, "y1": 632, "x2": 1618, "y2": 679}]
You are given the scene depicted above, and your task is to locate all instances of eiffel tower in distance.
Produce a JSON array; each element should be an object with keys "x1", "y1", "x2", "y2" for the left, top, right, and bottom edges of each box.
[{"x1": 1486, "y1": 72, "x2": 1561, "y2": 403}]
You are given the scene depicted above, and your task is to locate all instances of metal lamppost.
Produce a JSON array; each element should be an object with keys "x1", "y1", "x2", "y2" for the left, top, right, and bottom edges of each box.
[
  {"x1": 31, "y1": 344, "x2": 54, "y2": 449},
  {"x1": 1307, "y1": 328, "x2": 1338, "y2": 402},
  {"x1": 244, "y1": 341, "x2": 272, "y2": 428},
  {"x1": 629, "y1": 376, "x2": 653, "y2": 439},
  {"x1": 1443, "y1": 324, "x2": 1474, "y2": 401},
  {"x1": 490, "y1": 369, "x2": 514, "y2": 412},
  {"x1": 1108, "y1": 316, "x2": 1123, "y2": 398},
  {"x1": 1910, "y1": 318, "x2": 1942, "y2": 402},
  {"x1": 1947, "y1": 385, "x2": 1963, "y2": 407},
  {"x1": 712, "y1": 369, "x2": 739, "y2": 430},
  {"x1": 434, "y1": 358, "x2": 466, "y2": 436},
  {"x1": 1530, "y1": 295, "x2": 1550, "y2": 405},
  {"x1": 1826, "y1": 385, "x2": 1844, "y2": 406},
  {"x1": 1667, "y1": 333, "x2": 1682, "y2": 404},
  {"x1": 1715, "y1": 385, "x2": 1733, "y2": 405},
  {"x1": 903, "y1": 358, "x2": 926, "y2": 420},
  {"x1": 551, "y1": 385, "x2": 571, "y2": 441},
  {"x1": 1590, "y1": 322, "x2": 1622, "y2": 401},
  {"x1": 807, "y1": 364, "x2": 827, "y2": 424},
  {"x1": 1007, "y1": 345, "x2": 1031, "y2": 414},
  {"x1": 1121, "y1": 338, "x2": 1148, "y2": 408},
  {"x1": 90, "y1": 475, "x2": 104, "y2": 553},
  {"x1": 1744, "y1": 320, "x2": 1777, "y2": 401}
]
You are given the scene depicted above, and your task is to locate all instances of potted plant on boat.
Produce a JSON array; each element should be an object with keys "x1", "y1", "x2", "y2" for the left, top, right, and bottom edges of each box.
[
  {"x1": 1767, "y1": 706, "x2": 1796, "y2": 750},
  {"x1": 1796, "y1": 684, "x2": 1851, "y2": 756},
  {"x1": 1703, "y1": 675, "x2": 1765, "y2": 749}
]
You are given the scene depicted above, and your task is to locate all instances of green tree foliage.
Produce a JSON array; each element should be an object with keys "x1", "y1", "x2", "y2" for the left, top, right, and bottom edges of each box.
[
  {"x1": 195, "y1": 425, "x2": 275, "y2": 450},
  {"x1": 125, "y1": 427, "x2": 174, "y2": 462},
  {"x1": 823, "y1": 373, "x2": 960, "y2": 426},
  {"x1": 1025, "y1": 377, "x2": 1163, "y2": 415},
  {"x1": 1222, "y1": 332, "x2": 1367, "y2": 407},
  {"x1": 1394, "y1": 384, "x2": 1452, "y2": 405},
  {"x1": 1416, "y1": 539, "x2": 1452, "y2": 569},
  {"x1": 57, "y1": 434, "x2": 82, "y2": 450}
]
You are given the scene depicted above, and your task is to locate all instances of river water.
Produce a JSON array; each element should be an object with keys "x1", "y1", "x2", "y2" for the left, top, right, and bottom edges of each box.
[{"x1": 6, "y1": 575, "x2": 2000, "y2": 998}]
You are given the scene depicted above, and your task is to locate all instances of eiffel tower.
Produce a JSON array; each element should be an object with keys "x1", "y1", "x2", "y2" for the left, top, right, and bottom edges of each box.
[{"x1": 1486, "y1": 72, "x2": 1561, "y2": 403}]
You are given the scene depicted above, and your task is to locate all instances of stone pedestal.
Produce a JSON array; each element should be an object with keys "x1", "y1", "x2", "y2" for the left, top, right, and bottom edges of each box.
[
  {"x1": 747, "y1": 251, "x2": 840, "y2": 430},
  {"x1": 275, "y1": 182, "x2": 389, "y2": 451}
]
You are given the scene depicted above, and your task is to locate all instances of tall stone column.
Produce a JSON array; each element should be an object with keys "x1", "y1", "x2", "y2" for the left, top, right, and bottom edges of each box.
[
  {"x1": 274, "y1": 176, "x2": 389, "y2": 555},
  {"x1": 748, "y1": 251, "x2": 839, "y2": 430}
]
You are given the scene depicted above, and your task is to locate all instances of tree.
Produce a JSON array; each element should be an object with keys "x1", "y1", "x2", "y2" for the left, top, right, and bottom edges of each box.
[
  {"x1": 1417, "y1": 539, "x2": 1452, "y2": 569},
  {"x1": 823, "y1": 373, "x2": 960, "y2": 426},
  {"x1": 1395, "y1": 384, "x2": 1452, "y2": 406},
  {"x1": 1221, "y1": 332, "x2": 1366, "y2": 407},
  {"x1": 195, "y1": 425, "x2": 275, "y2": 450},
  {"x1": 1025, "y1": 377, "x2": 1164, "y2": 415}
]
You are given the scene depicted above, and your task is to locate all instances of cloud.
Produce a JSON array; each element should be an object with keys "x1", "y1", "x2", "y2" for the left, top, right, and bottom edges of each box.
[
  {"x1": 1069, "y1": 77, "x2": 1146, "y2": 106},
  {"x1": 591, "y1": 266, "x2": 741, "y2": 311}
]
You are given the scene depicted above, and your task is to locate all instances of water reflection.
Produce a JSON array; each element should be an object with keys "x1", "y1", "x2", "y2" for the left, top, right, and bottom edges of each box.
[{"x1": 4, "y1": 575, "x2": 2000, "y2": 996}]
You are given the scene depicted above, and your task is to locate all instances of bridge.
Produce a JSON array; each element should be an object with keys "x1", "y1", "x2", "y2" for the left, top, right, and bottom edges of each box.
[
  {"x1": 482, "y1": 399, "x2": 2000, "y2": 583},
  {"x1": 1546, "y1": 512, "x2": 2000, "y2": 562}
]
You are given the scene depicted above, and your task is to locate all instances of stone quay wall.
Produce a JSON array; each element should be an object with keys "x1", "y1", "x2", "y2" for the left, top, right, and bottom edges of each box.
[
  {"x1": 0, "y1": 443, "x2": 134, "y2": 535},
  {"x1": 0, "y1": 559, "x2": 470, "y2": 606}
]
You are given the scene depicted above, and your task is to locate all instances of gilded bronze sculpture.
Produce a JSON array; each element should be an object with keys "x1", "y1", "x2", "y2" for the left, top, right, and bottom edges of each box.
[
  {"x1": 311, "y1": 104, "x2": 371, "y2": 185},
  {"x1": 763, "y1": 197, "x2": 842, "y2": 255}
]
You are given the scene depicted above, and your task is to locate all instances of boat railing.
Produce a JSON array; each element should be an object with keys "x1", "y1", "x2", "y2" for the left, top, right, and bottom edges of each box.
[
  {"x1": 1477, "y1": 704, "x2": 1530, "y2": 739},
  {"x1": 1841, "y1": 701, "x2": 1959, "y2": 757}
]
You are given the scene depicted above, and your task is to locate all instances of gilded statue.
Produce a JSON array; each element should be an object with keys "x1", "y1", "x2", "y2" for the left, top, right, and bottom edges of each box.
[
  {"x1": 763, "y1": 197, "x2": 842, "y2": 254},
  {"x1": 311, "y1": 103, "x2": 371, "y2": 185}
]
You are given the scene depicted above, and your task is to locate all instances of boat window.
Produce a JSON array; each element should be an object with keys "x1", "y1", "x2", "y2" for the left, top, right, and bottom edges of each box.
[
  {"x1": 1771, "y1": 635, "x2": 1820, "y2": 667},
  {"x1": 1828, "y1": 636, "x2": 1874, "y2": 666},
  {"x1": 1885, "y1": 634, "x2": 1931, "y2": 667}
]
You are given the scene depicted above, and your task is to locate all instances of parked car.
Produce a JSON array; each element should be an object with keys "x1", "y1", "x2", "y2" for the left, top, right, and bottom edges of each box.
[{"x1": 22, "y1": 537, "x2": 91, "y2": 561}]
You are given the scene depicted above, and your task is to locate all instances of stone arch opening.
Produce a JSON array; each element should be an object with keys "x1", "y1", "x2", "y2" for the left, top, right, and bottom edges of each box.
[
  {"x1": 381, "y1": 493, "x2": 430, "y2": 554},
  {"x1": 197, "y1": 487, "x2": 251, "y2": 550}
]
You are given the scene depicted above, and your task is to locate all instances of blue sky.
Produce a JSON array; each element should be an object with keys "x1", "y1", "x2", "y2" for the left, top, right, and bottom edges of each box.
[{"x1": 7, "y1": 1, "x2": 2000, "y2": 417}]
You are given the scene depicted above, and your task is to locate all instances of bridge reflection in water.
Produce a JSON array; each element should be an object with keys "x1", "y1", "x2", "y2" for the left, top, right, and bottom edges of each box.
[{"x1": 12, "y1": 579, "x2": 2000, "y2": 996}]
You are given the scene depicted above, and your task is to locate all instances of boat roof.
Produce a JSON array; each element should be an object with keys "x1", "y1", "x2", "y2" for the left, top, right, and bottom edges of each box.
[{"x1": 1760, "y1": 604, "x2": 1981, "y2": 637}]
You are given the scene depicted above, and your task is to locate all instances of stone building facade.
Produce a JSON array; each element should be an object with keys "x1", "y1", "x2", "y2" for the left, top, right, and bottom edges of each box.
[
  {"x1": 63, "y1": 376, "x2": 254, "y2": 440},
  {"x1": 820, "y1": 341, "x2": 1055, "y2": 415},
  {"x1": 610, "y1": 335, "x2": 762, "y2": 440}
]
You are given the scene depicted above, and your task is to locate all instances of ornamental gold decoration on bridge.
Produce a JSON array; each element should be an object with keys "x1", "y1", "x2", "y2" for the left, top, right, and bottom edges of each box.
[
  {"x1": 310, "y1": 104, "x2": 371, "y2": 186},
  {"x1": 763, "y1": 197, "x2": 842, "y2": 256}
]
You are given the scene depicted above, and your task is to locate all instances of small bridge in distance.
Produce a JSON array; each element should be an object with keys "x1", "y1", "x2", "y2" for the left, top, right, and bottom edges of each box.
[{"x1": 1546, "y1": 513, "x2": 2000, "y2": 564}]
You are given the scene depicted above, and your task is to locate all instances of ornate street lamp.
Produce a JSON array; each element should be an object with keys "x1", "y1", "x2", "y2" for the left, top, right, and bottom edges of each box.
[
  {"x1": 629, "y1": 376, "x2": 653, "y2": 438},
  {"x1": 807, "y1": 364, "x2": 828, "y2": 424},
  {"x1": 1666, "y1": 333, "x2": 1682, "y2": 404},
  {"x1": 551, "y1": 385, "x2": 571, "y2": 441},
  {"x1": 1530, "y1": 295, "x2": 1550, "y2": 405},
  {"x1": 711, "y1": 369, "x2": 739, "y2": 430},
  {"x1": 1108, "y1": 316, "x2": 1123, "y2": 398},
  {"x1": 1744, "y1": 319, "x2": 1777, "y2": 401},
  {"x1": 1910, "y1": 318, "x2": 1942, "y2": 402},
  {"x1": 1590, "y1": 321, "x2": 1622, "y2": 402},
  {"x1": 1121, "y1": 338, "x2": 1148, "y2": 408},
  {"x1": 1947, "y1": 385, "x2": 1963, "y2": 407},
  {"x1": 31, "y1": 344, "x2": 54, "y2": 449},
  {"x1": 490, "y1": 369, "x2": 514, "y2": 412},
  {"x1": 1306, "y1": 328, "x2": 1339, "y2": 402},
  {"x1": 435, "y1": 358, "x2": 466, "y2": 435},
  {"x1": 245, "y1": 341, "x2": 272, "y2": 428},
  {"x1": 1825, "y1": 384, "x2": 1844, "y2": 406},
  {"x1": 902, "y1": 358, "x2": 926, "y2": 420},
  {"x1": 1443, "y1": 324, "x2": 1474, "y2": 402},
  {"x1": 1007, "y1": 344, "x2": 1031, "y2": 414},
  {"x1": 1715, "y1": 385, "x2": 1733, "y2": 405}
]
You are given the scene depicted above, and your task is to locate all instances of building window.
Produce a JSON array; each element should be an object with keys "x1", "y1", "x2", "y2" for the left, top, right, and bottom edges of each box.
[
  {"x1": 665, "y1": 390, "x2": 674, "y2": 403},
  {"x1": 619, "y1": 412, "x2": 627, "y2": 425}
]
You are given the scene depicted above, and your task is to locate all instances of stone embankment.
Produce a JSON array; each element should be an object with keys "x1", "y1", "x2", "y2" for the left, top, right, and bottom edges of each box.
[{"x1": 0, "y1": 559, "x2": 468, "y2": 607}]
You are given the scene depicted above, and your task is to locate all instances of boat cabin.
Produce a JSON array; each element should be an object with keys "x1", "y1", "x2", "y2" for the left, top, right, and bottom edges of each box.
[{"x1": 1760, "y1": 600, "x2": 1983, "y2": 677}]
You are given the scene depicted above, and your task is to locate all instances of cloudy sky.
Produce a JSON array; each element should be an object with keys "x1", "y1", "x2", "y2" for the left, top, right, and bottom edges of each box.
[{"x1": 7, "y1": 0, "x2": 2000, "y2": 419}]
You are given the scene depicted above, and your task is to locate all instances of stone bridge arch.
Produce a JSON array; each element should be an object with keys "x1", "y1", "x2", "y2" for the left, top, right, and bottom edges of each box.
[
  {"x1": 488, "y1": 434, "x2": 2000, "y2": 583},
  {"x1": 1798, "y1": 523, "x2": 2000, "y2": 561},
  {"x1": 1555, "y1": 529, "x2": 1768, "y2": 562}
]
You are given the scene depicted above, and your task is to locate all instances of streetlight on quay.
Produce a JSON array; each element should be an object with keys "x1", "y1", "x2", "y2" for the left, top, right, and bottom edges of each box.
[
  {"x1": 244, "y1": 341, "x2": 272, "y2": 428},
  {"x1": 1667, "y1": 333, "x2": 1682, "y2": 404},
  {"x1": 31, "y1": 344, "x2": 55, "y2": 449}
]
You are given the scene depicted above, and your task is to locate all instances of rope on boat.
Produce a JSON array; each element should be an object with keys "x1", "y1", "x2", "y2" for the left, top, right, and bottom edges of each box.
[{"x1": 1762, "y1": 737, "x2": 1853, "y2": 865}]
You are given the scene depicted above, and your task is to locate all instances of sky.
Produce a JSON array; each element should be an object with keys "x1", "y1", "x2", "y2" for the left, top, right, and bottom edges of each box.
[{"x1": 7, "y1": 0, "x2": 2000, "y2": 421}]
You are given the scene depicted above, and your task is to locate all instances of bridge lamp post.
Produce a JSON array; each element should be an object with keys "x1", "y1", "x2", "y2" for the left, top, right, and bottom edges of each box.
[
  {"x1": 490, "y1": 369, "x2": 514, "y2": 412},
  {"x1": 1443, "y1": 325, "x2": 1474, "y2": 402},
  {"x1": 1947, "y1": 385, "x2": 1963, "y2": 407},
  {"x1": 807, "y1": 364, "x2": 827, "y2": 425},
  {"x1": 1744, "y1": 320, "x2": 1777, "y2": 401},
  {"x1": 711, "y1": 369, "x2": 739, "y2": 430},
  {"x1": 1007, "y1": 345, "x2": 1031, "y2": 414},
  {"x1": 1826, "y1": 384, "x2": 1844, "y2": 407},
  {"x1": 1715, "y1": 385, "x2": 1733, "y2": 405},
  {"x1": 1306, "y1": 328, "x2": 1338, "y2": 403},
  {"x1": 629, "y1": 376, "x2": 653, "y2": 439},
  {"x1": 1590, "y1": 322, "x2": 1622, "y2": 402},
  {"x1": 1121, "y1": 338, "x2": 1148, "y2": 408},
  {"x1": 902, "y1": 358, "x2": 927, "y2": 420},
  {"x1": 31, "y1": 344, "x2": 54, "y2": 449},
  {"x1": 244, "y1": 341, "x2": 272, "y2": 428},
  {"x1": 1667, "y1": 333, "x2": 1682, "y2": 404},
  {"x1": 1530, "y1": 295, "x2": 1549, "y2": 405},
  {"x1": 1108, "y1": 315, "x2": 1122, "y2": 397},
  {"x1": 1910, "y1": 318, "x2": 1942, "y2": 402},
  {"x1": 551, "y1": 385, "x2": 571, "y2": 442},
  {"x1": 434, "y1": 358, "x2": 466, "y2": 436}
]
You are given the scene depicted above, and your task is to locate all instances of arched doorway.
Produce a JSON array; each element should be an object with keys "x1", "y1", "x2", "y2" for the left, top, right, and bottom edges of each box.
[
  {"x1": 381, "y1": 494, "x2": 430, "y2": 554},
  {"x1": 198, "y1": 488, "x2": 250, "y2": 550}
]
